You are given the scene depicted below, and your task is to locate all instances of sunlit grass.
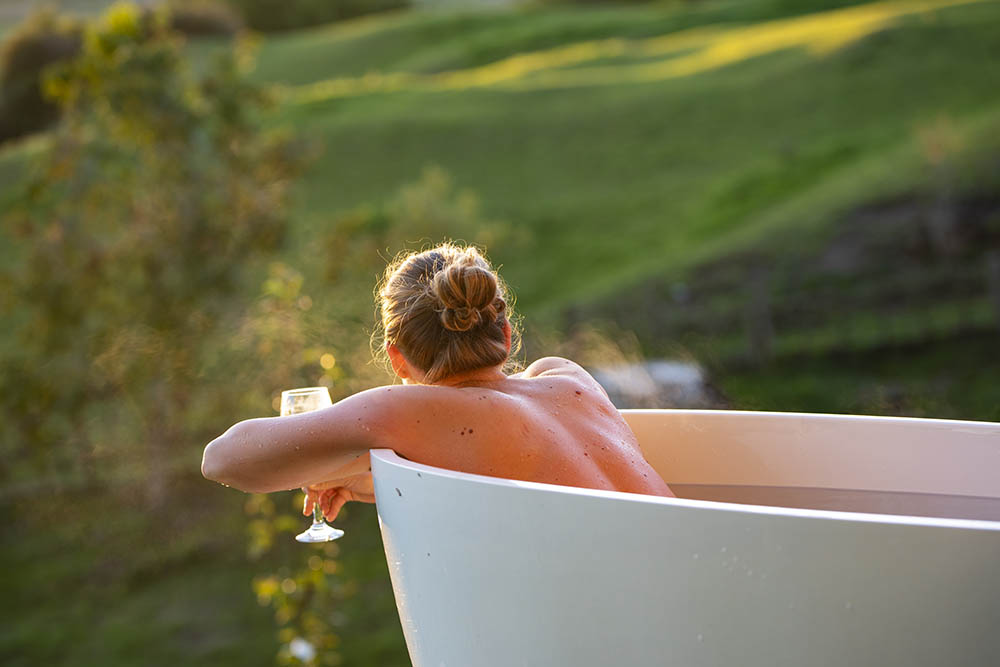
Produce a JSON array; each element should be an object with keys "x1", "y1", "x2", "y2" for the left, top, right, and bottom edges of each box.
[
  {"x1": 5, "y1": 0, "x2": 999, "y2": 316},
  {"x1": 283, "y1": 0, "x2": 989, "y2": 102},
  {"x1": 268, "y1": 0, "x2": 1000, "y2": 313}
]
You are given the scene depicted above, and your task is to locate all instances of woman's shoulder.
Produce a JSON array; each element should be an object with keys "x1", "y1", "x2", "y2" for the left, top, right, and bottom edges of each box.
[
  {"x1": 516, "y1": 357, "x2": 609, "y2": 396},
  {"x1": 517, "y1": 357, "x2": 594, "y2": 381}
]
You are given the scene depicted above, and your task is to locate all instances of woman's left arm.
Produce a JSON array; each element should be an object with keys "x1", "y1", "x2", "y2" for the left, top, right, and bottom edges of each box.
[{"x1": 201, "y1": 386, "x2": 402, "y2": 493}]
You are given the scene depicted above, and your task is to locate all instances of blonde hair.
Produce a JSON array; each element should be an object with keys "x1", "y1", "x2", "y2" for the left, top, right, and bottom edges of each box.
[{"x1": 375, "y1": 244, "x2": 519, "y2": 384}]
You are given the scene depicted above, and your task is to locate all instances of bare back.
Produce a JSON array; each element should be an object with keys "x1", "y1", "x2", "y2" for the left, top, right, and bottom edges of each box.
[{"x1": 382, "y1": 358, "x2": 673, "y2": 497}]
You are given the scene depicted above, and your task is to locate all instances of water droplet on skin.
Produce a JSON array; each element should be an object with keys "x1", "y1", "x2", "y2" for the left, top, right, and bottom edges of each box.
[{"x1": 697, "y1": 634, "x2": 704, "y2": 642}]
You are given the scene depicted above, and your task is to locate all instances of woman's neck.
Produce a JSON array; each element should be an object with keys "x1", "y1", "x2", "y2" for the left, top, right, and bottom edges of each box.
[{"x1": 424, "y1": 365, "x2": 508, "y2": 388}]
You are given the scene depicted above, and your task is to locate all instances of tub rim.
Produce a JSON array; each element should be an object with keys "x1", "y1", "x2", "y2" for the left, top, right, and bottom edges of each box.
[{"x1": 371, "y1": 418, "x2": 1000, "y2": 535}]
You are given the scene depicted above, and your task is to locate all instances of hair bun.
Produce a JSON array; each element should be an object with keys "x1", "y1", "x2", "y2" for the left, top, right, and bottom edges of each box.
[{"x1": 432, "y1": 262, "x2": 502, "y2": 332}]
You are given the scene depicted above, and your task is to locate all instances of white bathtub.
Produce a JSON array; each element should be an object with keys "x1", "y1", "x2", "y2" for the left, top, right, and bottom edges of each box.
[{"x1": 371, "y1": 410, "x2": 1000, "y2": 667}]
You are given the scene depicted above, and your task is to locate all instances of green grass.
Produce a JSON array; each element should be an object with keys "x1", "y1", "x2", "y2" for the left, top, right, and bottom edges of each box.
[
  {"x1": 720, "y1": 333, "x2": 1000, "y2": 421},
  {"x1": 0, "y1": 478, "x2": 276, "y2": 666},
  {"x1": 246, "y1": 0, "x2": 878, "y2": 84},
  {"x1": 248, "y1": 0, "x2": 1000, "y2": 314},
  {"x1": 8, "y1": 1, "x2": 1000, "y2": 317},
  {"x1": 0, "y1": 475, "x2": 407, "y2": 666}
]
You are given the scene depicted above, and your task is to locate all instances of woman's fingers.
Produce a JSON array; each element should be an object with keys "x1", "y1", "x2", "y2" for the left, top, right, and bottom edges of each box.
[
  {"x1": 317, "y1": 487, "x2": 347, "y2": 521},
  {"x1": 327, "y1": 488, "x2": 351, "y2": 521},
  {"x1": 318, "y1": 488, "x2": 334, "y2": 517},
  {"x1": 302, "y1": 487, "x2": 316, "y2": 516},
  {"x1": 309, "y1": 485, "x2": 374, "y2": 522}
]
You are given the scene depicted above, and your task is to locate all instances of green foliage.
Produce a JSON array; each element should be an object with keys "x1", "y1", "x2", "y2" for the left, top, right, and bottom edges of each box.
[
  {"x1": 719, "y1": 334, "x2": 1000, "y2": 421},
  {"x1": 167, "y1": 0, "x2": 244, "y2": 37},
  {"x1": 226, "y1": 0, "x2": 409, "y2": 33},
  {"x1": 0, "y1": 1, "x2": 304, "y2": 496},
  {"x1": 0, "y1": 10, "x2": 83, "y2": 144},
  {"x1": 245, "y1": 492, "x2": 348, "y2": 666},
  {"x1": 322, "y1": 165, "x2": 521, "y2": 286},
  {"x1": 1, "y1": 8, "x2": 347, "y2": 664},
  {"x1": 0, "y1": 2, "x2": 243, "y2": 147},
  {"x1": 530, "y1": 0, "x2": 657, "y2": 6}
]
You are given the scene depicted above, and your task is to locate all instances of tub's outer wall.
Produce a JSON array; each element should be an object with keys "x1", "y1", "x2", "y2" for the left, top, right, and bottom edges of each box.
[{"x1": 372, "y1": 411, "x2": 1000, "y2": 667}]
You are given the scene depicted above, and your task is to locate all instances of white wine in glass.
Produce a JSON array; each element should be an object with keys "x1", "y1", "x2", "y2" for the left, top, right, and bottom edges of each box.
[{"x1": 280, "y1": 387, "x2": 345, "y2": 543}]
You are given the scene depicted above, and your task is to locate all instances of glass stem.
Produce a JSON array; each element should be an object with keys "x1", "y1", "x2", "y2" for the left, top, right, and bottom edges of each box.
[{"x1": 313, "y1": 503, "x2": 326, "y2": 525}]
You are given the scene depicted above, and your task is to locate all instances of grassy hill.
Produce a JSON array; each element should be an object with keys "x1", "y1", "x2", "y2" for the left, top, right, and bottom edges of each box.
[
  {"x1": 7, "y1": 0, "x2": 1000, "y2": 317},
  {"x1": 238, "y1": 0, "x2": 1000, "y2": 316}
]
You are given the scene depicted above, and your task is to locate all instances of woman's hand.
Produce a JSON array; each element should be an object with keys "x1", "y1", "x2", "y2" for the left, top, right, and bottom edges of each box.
[{"x1": 303, "y1": 470, "x2": 375, "y2": 522}]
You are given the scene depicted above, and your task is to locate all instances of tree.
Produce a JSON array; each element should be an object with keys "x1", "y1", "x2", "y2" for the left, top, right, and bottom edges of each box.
[
  {"x1": 0, "y1": 9, "x2": 83, "y2": 144},
  {"x1": 0, "y1": 2, "x2": 305, "y2": 504}
]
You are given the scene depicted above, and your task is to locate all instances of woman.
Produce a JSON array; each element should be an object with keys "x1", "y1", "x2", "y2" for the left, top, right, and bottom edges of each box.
[{"x1": 202, "y1": 244, "x2": 673, "y2": 521}]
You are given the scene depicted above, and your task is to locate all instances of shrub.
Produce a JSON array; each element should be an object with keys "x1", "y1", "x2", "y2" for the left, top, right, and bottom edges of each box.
[
  {"x1": 167, "y1": 0, "x2": 244, "y2": 36},
  {"x1": 1, "y1": 0, "x2": 306, "y2": 498},
  {"x1": 0, "y1": 10, "x2": 82, "y2": 144},
  {"x1": 225, "y1": 0, "x2": 410, "y2": 33}
]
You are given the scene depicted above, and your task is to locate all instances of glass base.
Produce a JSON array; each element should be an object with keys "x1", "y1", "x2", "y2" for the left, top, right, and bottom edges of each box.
[{"x1": 295, "y1": 520, "x2": 345, "y2": 543}]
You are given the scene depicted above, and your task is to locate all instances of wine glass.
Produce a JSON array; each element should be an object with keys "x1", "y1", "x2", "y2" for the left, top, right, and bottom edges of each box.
[{"x1": 280, "y1": 387, "x2": 345, "y2": 543}]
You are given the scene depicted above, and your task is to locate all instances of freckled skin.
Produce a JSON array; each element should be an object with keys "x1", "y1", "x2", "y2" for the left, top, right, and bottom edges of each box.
[{"x1": 202, "y1": 357, "x2": 673, "y2": 509}]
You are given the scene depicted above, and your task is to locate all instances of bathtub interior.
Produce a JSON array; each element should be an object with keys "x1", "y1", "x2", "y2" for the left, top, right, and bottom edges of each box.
[{"x1": 622, "y1": 410, "x2": 1000, "y2": 521}]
